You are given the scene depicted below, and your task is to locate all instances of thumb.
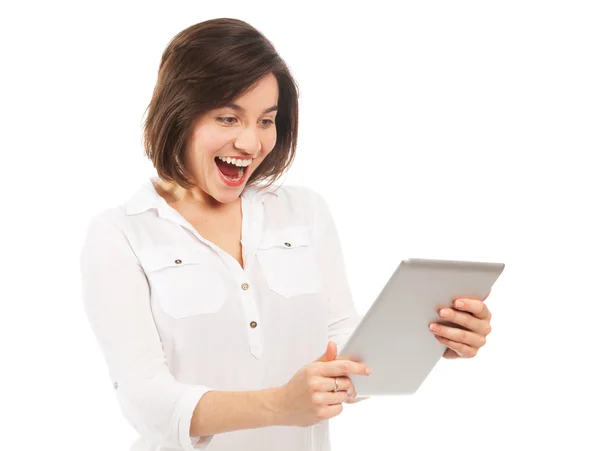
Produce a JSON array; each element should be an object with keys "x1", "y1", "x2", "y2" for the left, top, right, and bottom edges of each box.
[{"x1": 316, "y1": 341, "x2": 337, "y2": 362}]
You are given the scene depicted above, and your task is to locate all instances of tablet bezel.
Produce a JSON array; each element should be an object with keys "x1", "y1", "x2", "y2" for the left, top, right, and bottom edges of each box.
[{"x1": 338, "y1": 258, "x2": 505, "y2": 397}]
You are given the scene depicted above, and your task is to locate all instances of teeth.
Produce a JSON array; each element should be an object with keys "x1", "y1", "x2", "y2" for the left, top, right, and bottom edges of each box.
[{"x1": 217, "y1": 156, "x2": 252, "y2": 167}]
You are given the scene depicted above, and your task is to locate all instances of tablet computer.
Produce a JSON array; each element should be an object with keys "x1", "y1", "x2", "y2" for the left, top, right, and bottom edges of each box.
[{"x1": 338, "y1": 258, "x2": 505, "y2": 397}]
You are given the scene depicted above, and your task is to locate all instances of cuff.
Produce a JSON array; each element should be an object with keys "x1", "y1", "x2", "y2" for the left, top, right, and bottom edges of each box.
[{"x1": 177, "y1": 385, "x2": 215, "y2": 450}]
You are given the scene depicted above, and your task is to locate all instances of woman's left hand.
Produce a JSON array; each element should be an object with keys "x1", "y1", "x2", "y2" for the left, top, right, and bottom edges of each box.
[{"x1": 429, "y1": 290, "x2": 492, "y2": 359}]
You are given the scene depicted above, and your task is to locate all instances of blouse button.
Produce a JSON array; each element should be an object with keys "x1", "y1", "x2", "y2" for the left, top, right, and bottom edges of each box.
[
  {"x1": 174, "y1": 259, "x2": 182, "y2": 264},
  {"x1": 250, "y1": 321, "x2": 257, "y2": 328},
  {"x1": 284, "y1": 242, "x2": 291, "y2": 247},
  {"x1": 241, "y1": 283, "x2": 249, "y2": 291},
  {"x1": 113, "y1": 381, "x2": 118, "y2": 389}
]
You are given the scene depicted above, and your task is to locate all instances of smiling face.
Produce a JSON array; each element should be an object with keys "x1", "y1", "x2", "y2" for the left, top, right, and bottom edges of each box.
[{"x1": 180, "y1": 73, "x2": 279, "y2": 206}]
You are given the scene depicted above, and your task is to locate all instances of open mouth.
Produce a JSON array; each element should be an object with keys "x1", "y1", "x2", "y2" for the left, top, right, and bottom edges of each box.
[{"x1": 214, "y1": 156, "x2": 251, "y2": 184}]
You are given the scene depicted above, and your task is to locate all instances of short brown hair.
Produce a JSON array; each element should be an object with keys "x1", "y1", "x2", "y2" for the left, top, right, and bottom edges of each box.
[{"x1": 142, "y1": 18, "x2": 299, "y2": 189}]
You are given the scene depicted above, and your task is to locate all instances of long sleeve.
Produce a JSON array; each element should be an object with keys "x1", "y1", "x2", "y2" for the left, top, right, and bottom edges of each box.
[
  {"x1": 79, "y1": 214, "x2": 214, "y2": 450},
  {"x1": 310, "y1": 191, "x2": 363, "y2": 351}
]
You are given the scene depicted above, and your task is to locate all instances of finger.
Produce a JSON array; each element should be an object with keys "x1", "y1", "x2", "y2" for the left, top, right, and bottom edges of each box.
[
  {"x1": 312, "y1": 384, "x2": 351, "y2": 405},
  {"x1": 315, "y1": 341, "x2": 338, "y2": 362},
  {"x1": 336, "y1": 376, "x2": 355, "y2": 396},
  {"x1": 331, "y1": 377, "x2": 357, "y2": 399},
  {"x1": 314, "y1": 375, "x2": 353, "y2": 393},
  {"x1": 317, "y1": 404, "x2": 344, "y2": 422},
  {"x1": 438, "y1": 308, "x2": 491, "y2": 336},
  {"x1": 346, "y1": 379, "x2": 357, "y2": 398},
  {"x1": 429, "y1": 322, "x2": 486, "y2": 348},
  {"x1": 442, "y1": 347, "x2": 461, "y2": 359},
  {"x1": 452, "y1": 298, "x2": 491, "y2": 320},
  {"x1": 319, "y1": 360, "x2": 372, "y2": 378},
  {"x1": 318, "y1": 390, "x2": 350, "y2": 405},
  {"x1": 347, "y1": 382, "x2": 357, "y2": 400},
  {"x1": 435, "y1": 335, "x2": 478, "y2": 358}
]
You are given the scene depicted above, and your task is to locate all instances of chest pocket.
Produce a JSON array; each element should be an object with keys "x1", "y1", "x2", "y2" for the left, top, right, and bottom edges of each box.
[
  {"x1": 256, "y1": 226, "x2": 323, "y2": 299},
  {"x1": 138, "y1": 247, "x2": 227, "y2": 319}
]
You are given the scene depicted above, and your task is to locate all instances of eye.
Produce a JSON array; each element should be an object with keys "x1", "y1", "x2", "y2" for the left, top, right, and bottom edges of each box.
[
  {"x1": 217, "y1": 117, "x2": 275, "y2": 128},
  {"x1": 217, "y1": 117, "x2": 238, "y2": 125}
]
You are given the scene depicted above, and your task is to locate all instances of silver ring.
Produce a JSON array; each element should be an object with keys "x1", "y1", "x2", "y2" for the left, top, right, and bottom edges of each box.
[{"x1": 333, "y1": 377, "x2": 339, "y2": 392}]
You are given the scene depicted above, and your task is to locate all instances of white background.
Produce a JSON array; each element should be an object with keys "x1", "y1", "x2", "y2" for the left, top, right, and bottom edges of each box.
[{"x1": 1, "y1": 1, "x2": 599, "y2": 450}]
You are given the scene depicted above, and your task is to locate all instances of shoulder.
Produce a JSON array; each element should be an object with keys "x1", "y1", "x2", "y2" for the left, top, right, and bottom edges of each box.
[
  {"x1": 84, "y1": 205, "x2": 129, "y2": 233},
  {"x1": 80, "y1": 204, "x2": 136, "y2": 255}
]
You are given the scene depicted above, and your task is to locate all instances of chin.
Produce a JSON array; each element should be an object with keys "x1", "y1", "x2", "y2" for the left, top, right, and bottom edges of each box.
[{"x1": 210, "y1": 187, "x2": 244, "y2": 205}]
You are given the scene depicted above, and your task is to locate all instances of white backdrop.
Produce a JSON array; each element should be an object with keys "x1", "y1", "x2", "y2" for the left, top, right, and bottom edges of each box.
[{"x1": 1, "y1": 1, "x2": 599, "y2": 450}]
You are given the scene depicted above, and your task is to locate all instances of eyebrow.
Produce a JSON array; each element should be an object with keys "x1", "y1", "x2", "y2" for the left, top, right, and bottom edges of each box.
[{"x1": 222, "y1": 103, "x2": 278, "y2": 114}]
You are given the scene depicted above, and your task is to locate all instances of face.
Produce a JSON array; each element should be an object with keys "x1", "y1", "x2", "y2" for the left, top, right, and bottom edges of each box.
[{"x1": 181, "y1": 73, "x2": 279, "y2": 206}]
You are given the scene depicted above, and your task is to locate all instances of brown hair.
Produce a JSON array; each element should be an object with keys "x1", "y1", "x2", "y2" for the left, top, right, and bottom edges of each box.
[{"x1": 142, "y1": 18, "x2": 299, "y2": 189}]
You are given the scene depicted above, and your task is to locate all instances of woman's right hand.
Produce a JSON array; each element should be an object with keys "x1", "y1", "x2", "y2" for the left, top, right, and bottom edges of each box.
[{"x1": 277, "y1": 341, "x2": 372, "y2": 427}]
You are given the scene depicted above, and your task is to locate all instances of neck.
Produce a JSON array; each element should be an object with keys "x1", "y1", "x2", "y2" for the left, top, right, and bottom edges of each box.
[{"x1": 153, "y1": 179, "x2": 239, "y2": 213}]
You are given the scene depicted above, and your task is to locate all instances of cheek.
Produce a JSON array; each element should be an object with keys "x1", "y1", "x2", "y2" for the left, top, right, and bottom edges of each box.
[
  {"x1": 206, "y1": 132, "x2": 232, "y2": 153},
  {"x1": 193, "y1": 131, "x2": 230, "y2": 164},
  {"x1": 260, "y1": 132, "x2": 278, "y2": 159}
]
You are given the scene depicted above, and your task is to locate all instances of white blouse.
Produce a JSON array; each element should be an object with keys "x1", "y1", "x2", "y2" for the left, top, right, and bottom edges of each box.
[{"x1": 79, "y1": 176, "x2": 363, "y2": 451}]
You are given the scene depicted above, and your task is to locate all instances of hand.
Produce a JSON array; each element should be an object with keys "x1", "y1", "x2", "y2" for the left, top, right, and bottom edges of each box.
[
  {"x1": 318, "y1": 342, "x2": 369, "y2": 405},
  {"x1": 277, "y1": 341, "x2": 372, "y2": 427},
  {"x1": 429, "y1": 289, "x2": 493, "y2": 359}
]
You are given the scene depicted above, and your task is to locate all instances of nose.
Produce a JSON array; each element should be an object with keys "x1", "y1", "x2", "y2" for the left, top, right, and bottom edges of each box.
[{"x1": 233, "y1": 125, "x2": 262, "y2": 157}]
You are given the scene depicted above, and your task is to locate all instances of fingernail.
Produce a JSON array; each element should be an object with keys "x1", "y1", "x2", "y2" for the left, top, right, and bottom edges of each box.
[
  {"x1": 455, "y1": 300, "x2": 464, "y2": 308},
  {"x1": 429, "y1": 323, "x2": 439, "y2": 332},
  {"x1": 439, "y1": 309, "x2": 450, "y2": 318},
  {"x1": 366, "y1": 367, "x2": 373, "y2": 375}
]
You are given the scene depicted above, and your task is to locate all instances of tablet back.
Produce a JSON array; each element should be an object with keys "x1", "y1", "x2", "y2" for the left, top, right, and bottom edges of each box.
[{"x1": 338, "y1": 258, "x2": 505, "y2": 397}]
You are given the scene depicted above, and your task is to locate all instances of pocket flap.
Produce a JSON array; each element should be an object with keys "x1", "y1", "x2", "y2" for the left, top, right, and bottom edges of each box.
[
  {"x1": 137, "y1": 246, "x2": 208, "y2": 272},
  {"x1": 258, "y1": 226, "x2": 311, "y2": 250}
]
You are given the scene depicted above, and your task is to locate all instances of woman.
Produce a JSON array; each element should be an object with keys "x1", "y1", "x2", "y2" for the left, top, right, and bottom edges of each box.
[{"x1": 80, "y1": 18, "x2": 493, "y2": 451}]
